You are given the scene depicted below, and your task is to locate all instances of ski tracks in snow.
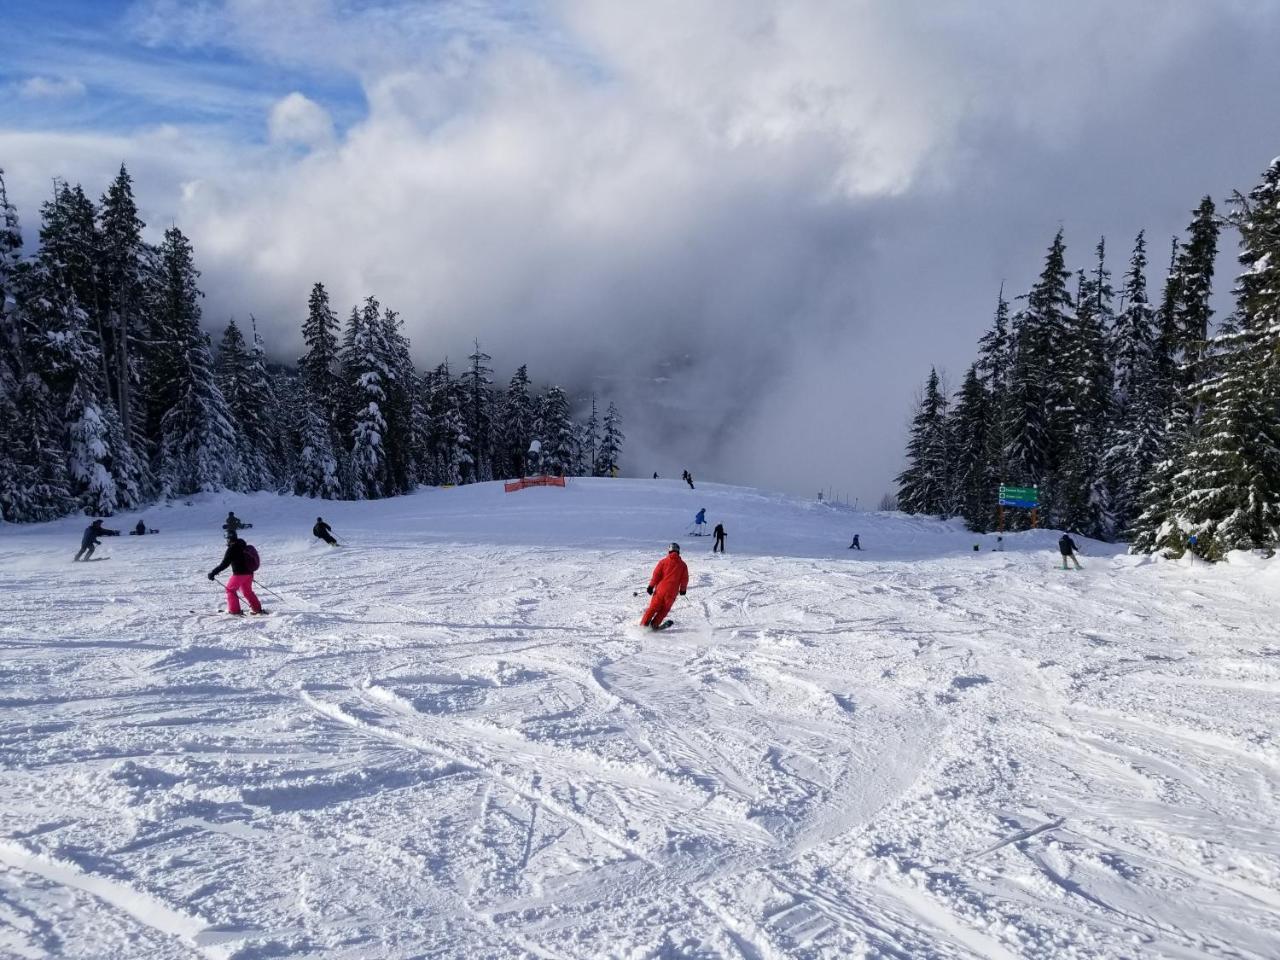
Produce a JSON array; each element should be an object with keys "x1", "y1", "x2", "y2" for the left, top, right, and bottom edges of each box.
[{"x1": 1, "y1": 496, "x2": 1278, "y2": 958}]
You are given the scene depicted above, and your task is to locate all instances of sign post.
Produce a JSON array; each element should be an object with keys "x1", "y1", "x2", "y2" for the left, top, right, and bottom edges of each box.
[{"x1": 997, "y1": 485, "x2": 1040, "y2": 531}]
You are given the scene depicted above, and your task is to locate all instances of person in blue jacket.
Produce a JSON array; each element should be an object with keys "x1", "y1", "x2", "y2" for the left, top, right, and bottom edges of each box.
[{"x1": 694, "y1": 507, "x2": 707, "y2": 535}]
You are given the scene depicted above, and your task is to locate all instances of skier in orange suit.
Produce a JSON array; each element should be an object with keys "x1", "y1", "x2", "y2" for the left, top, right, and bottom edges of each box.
[{"x1": 641, "y1": 543, "x2": 689, "y2": 630}]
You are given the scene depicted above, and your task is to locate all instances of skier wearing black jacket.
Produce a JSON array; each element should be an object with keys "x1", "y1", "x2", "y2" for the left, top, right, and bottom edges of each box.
[
  {"x1": 208, "y1": 537, "x2": 264, "y2": 614},
  {"x1": 1058, "y1": 534, "x2": 1082, "y2": 570},
  {"x1": 74, "y1": 519, "x2": 119, "y2": 561},
  {"x1": 313, "y1": 517, "x2": 338, "y2": 546}
]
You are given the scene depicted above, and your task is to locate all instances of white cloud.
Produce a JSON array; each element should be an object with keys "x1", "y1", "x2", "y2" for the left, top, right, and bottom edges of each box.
[
  {"x1": 268, "y1": 92, "x2": 334, "y2": 148},
  {"x1": 18, "y1": 75, "x2": 87, "y2": 99}
]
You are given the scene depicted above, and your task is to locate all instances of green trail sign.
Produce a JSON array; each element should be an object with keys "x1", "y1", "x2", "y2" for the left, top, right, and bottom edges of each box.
[{"x1": 998, "y1": 485, "x2": 1039, "y2": 507}]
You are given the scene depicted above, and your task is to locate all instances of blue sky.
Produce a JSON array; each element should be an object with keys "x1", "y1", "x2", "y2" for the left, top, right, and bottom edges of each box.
[{"x1": 0, "y1": 0, "x2": 366, "y2": 140}]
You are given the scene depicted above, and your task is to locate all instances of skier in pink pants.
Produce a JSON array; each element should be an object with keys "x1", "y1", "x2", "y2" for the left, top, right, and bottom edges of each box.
[{"x1": 208, "y1": 537, "x2": 265, "y2": 615}]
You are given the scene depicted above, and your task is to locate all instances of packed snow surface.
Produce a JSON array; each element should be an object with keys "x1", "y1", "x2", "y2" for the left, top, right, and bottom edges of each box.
[{"x1": 1, "y1": 479, "x2": 1277, "y2": 959}]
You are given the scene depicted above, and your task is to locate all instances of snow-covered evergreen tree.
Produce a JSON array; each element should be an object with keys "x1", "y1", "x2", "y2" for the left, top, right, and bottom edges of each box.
[
  {"x1": 1151, "y1": 160, "x2": 1280, "y2": 558},
  {"x1": 540, "y1": 385, "x2": 576, "y2": 476},
  {"x1": 97, "y1": 165, "x2": 148, "y2": 441},
  {"x1": 896, "y1": 368, "x2": 951, "y2": 517},
  {"x1": 153, "y1": 227, "x2": 240, "y2": 497},
  {"x1": 597, "y1": 401, "x2": 624, "y2": 477},
  {"x1": 948, "y1": 364, "x2": 991, "y2": 530},
  {"x1": 582, "y1": 394, "x2": 601, "y2": 476},
  {"x1": 502, "y1": 365, "x2": 535, "y2": 476},
  {"x1": 1100, "y1": 232, "x2": 1164, "y2": 534},
  {"x1": 1003, "y1": 230, "x2": 1072, "y2": 512},
  {"x1": 462, "y1": 342, "x2": 494, "y2": 482},
  {"x1": 216, "y1": 318, "x2": 281, "y2": 490},
  {"x1": 1053, "y1": 245, "x2": 1114, "y2": 537},
  {"x1": 427, "y1": 361, "x2": 470, "y2": 485},
  {"x1": 345, "y1": 297, "x2": 391, "y2": 499}
]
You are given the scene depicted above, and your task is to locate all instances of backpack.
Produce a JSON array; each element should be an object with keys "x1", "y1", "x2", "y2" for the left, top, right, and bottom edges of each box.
[{"x1": 244, "y1": 544, "x2": 260, "y2": 572}]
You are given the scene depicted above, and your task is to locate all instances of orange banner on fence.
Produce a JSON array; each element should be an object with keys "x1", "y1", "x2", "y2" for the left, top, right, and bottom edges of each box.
[{"x1": 504, "y1": 475, "x2": 567, "y2": 493}]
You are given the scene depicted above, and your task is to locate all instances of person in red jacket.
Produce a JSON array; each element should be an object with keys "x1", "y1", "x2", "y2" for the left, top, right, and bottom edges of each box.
[{"x1": 641, "y1": 542, "x2": 688, "y2": 629}]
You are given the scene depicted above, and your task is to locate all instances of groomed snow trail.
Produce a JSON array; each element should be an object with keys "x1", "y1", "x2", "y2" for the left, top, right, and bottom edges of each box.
[{"x1": 0, "y1": 479, "x2": 1277, "y2": 958}]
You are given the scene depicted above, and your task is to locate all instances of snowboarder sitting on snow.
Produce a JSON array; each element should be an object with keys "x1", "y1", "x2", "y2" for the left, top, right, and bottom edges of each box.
[
  {"x1": 693, "y1": 507, "x2": 707, "y2": 535},
  {"x1": 223, "y1": 511, "x2": 251, "y2": 542},
  {"x1": 992, "y1": 536, "x2": 1004, "y2": 552},
  {"x1": 713, "y1": 522, "x2": 726, "y2": 553},
  {"x1": 848, "y1": 534, "x2": 861, "y2": 550},
  {"x1": 134, "y1": 519, "x2": 146, "y2": 536},
  {"x1": 313, "y1": 517, "x2": 338, "y2": 546},
  {"x1": 209, "y1": 537, "x2": 265, "y2": 615},
  {"x1": 74, "y1": 519, "x2": 119, "y2": 561},
  {"x1": 641, "y1": 542, "x2": 689, "y2": 630},
  {"x1": 1058, "y1": 534, "x2": 1082, "y2": 570}
]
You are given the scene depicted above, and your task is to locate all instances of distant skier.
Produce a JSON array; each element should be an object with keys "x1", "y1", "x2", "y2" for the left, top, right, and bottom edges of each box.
[
  {"x1": 1058, "y1": 534, "x2": 1082, "y2": 570},
  {"x1": 848, "y1": 534, "x2": 861, "y2": 550},
  {"x1": 693, "y1": 507, "x2": 707, "y2": 535},
  {"x1": 685, "y1": 471, "x2": 695, "y2": 490},
  {"x1": 74, "y1": 519, "x2": 119, "y2": 561},
  {"x1": 713, "y1": 523, "x2": 726, "y2": 553},
  {"x1": 313, "y1": 517, "x2": 339, "y2": 546},
  {"x1": 223, "y1": 511, "x2": 251, "y2": 542},
  {"x1": 641, "y1": 542, "x2": 688, "y2": 630},
  {"x1": 653, "y1": 472, "x2": 659, "y2": 479},
  {"x1": 992, "y1": 536, "x2": 1005, "y2": 552},
  {"x1": 208, "y1": 536, "x2": 265, "y2": 615}
]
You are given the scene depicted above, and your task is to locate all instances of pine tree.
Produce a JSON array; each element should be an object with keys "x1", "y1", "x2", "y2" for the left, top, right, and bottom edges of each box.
[
  {"x1": 584, "y1": 395, "x2": 602, "y2": 476},
  {"x1": 1128, "y1": 202, "x2": 1222, "y2": 551},
  {"x1": 345, "y1": 297, "x2": 391, "y2": 499},
  {"x1": 540, "y1": 385, "x2": 576, "y2": 476},
  {"x1": 502, "y1": 364, "x2": 535, "y2": 476},
  {"x1": 948, "y1": 364, "x2": 991, "y2": 530},
  {"x1": 462, "y1": 342, "x2": 494, "y2": 482},
  {"x1": 1003, "y1": 230, "x2": 1072, "y2": 514},
  {"x1": 153, "y1": 227, "x2": 240, "y2": 497},
  {"x1": 426, "y1": 361, "x2": 470, "y2": 485},
  {"x1": 1154, "y1": 161, "x2": 1280, "y2": 558},
  {"x1": 1053, "y1": 247, "x2": 1114, "y2": 537},
  {"x1": 1101, "y1": 232, "x2": 1163, "y2": 534},
  {"x1": 597, "y1": 401, "x2": 624, "y2": 477},
  {"x1": 897, "y1": 368, "x2": 951, "y2": 516},
  {"x1": 216, "y1": 318, "x2": 281, "y2": 490},
  {"x1": 98, "y1": 165, "x2": 147, "y2": 438},
  {"x1": 976, "y1": 288, "x2": 1012, "y2": 528},
  {"x1": 300, "y1": 283, "x2": 342, "y2": 410}
]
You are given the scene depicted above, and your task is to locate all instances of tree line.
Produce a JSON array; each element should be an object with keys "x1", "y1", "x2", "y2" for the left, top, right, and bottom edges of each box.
[
  {"x1": 0, "y1": 165, "x2": 624, "y2": 523},
  {"x1": 896, "y1": 155, "x2": 1280, "y2": 560}
]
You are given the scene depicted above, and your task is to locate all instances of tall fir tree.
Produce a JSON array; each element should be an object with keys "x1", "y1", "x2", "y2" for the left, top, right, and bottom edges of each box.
[
  {"x1": 216, "y1": 318, "x2": 280, "y2": 490},
  {"x1": 597, "y1": 401, "x2": 624, "y2": 477},
  {"x1": 1152, "y1": 161, "x2": 1280, "y2": 558},
  {"x1": 503, "y1": 364, "x2": 535, "y2": 476},
  {"x1": 462, "y1": 342, "x2": 494, "y2": 482},
  {"x1": 584, "y1": 394, "x2": 601, "y2": 476},
  {"x1": 97, "y1": 165, "x2": 147, "y2": 439},
  {"x1": 153, "y1": 227, "x2": 240, "y2": 497},
  {"x1": 948, "y1": 364, "x2": 992, "y2": 530},
  {"x1": 540, "y1": 385, "x2": 576, "y2": 476},
  {"x1": 1003, "y1": 230, "x2": 1072, "y2": 516},
  {"x1": 345, "y1": 297, "x2": 391, "y2": 499},
  {"x1": 896, "y1": 368, "x2": 951, "y2": 516},
  {"x1": 1101, "y1": 232, "x2": 1163, "y2": 534}
]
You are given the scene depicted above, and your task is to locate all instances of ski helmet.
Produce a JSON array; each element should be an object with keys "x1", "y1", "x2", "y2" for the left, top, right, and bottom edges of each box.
[{"x1": 670, "y1": 542, "x2": 681, "y2": 553}]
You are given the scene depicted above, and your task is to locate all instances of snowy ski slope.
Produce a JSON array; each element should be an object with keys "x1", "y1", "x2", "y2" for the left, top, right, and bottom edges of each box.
[{"x1": 0, "y1": 478, "x2": 1277, "y2": 959}]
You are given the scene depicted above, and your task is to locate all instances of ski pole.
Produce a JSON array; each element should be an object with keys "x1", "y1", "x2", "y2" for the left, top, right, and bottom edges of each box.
[{"x1": 251, "y1": 580, "x2": 290, "y2": 604}]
